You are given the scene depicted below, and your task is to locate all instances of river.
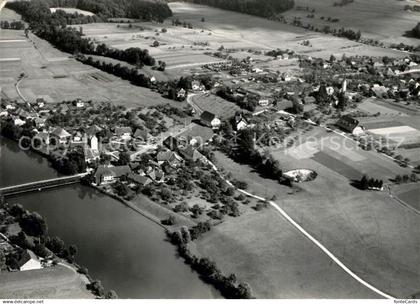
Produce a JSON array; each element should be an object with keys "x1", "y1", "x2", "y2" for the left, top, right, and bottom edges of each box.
[{"x1": 0, "y1": 137, "x2": 219, "y2": 298}]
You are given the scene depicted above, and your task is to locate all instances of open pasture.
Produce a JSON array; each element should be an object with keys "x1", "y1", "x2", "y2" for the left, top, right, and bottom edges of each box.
[
  {"x1": 196, "y1": 208, "x2": 378, "y2": 299},
  {"x1": 358, "y1": 99, "x2": 409, "y2": 117},
  {"x1": 392, "y1": 182, "x2": 420, "y2": 212},
  {"x1": 284, "y1": 0, "x2": 420, "y2": 47},
  {"x1": 213, "y1": 150, "x2": 420, "y2": 298}
]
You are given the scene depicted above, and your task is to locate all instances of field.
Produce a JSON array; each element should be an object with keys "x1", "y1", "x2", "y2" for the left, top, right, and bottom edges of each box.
[
  {"x1": 168, "y1": 2, "x2": 408, "y2": 59},
  {"x1": 213, "y1": 145, "x2": 420, "y2": 298},
  {"x1": 284, "y1": 0, "x2": 420, "y2": 47},
  {"x1": 74, "y1": 1, "x2": 409, "y2": 86},
  {"x1": 0, "y1": 265, "x2": 93, "y2": 298},
  {"x1": 0, "y1": 8, "x2": 175, "y2": 109},
  {"x1": 392, "y1": 183, "x2": 420, "y2": 211}
]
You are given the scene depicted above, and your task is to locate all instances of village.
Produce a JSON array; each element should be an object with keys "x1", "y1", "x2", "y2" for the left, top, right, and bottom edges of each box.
[{"x1": 1, "y1": 0, "x2": 420, "y2": 299}]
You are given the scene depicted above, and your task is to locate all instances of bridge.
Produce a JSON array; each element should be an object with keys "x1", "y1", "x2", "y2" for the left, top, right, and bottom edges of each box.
[{"x1": 0, "y1": 173, "x2": 88, "y2": 196}]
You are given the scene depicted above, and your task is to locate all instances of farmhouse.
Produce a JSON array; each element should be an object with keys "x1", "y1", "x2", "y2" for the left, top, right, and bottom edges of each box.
[
  {"x1": 336, "y1": 116, "x2": 364, "y2": 135},
  {"x1": 51, "y1": 127, "x2": 72, "y2": 144},
  {"x1": 200, "y1": 111, "x2": 221, "y2": 129},
  {"x1": 128, "y1": 173, "x2": 152, "y2": 187},
  {"x1": 234, "y1": 113, "x2": 249, "y2": 131},
  {"x1": 157, "y1": 151, "x2": 182, "y2": 168},
  {"x1": 178, "y1": 146, "x2": 206, "y2": 163},
  {"x1": 94, "y1": 165, "x2": 131, "y2": 185},
  {"x1": 17, "y1": 250, "x2": 42, "y2": 271}
]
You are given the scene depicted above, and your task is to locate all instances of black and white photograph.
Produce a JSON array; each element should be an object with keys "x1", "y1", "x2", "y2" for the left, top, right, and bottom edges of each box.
[{"x1": 0, "y1": 0, "x2": 419, "y2": 302}]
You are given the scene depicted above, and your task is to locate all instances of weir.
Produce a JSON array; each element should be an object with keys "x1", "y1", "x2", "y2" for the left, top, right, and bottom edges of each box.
[{"x1": 0, "y1": 173, "x2": 87, "y2": 196}]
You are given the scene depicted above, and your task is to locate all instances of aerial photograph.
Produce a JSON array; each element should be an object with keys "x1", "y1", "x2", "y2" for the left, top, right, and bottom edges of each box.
[{"x1": 0, "y1": 0, "x2": 419, "y2": 301}]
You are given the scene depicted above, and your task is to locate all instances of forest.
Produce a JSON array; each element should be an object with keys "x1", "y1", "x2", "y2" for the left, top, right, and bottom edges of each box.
[
  {"x1": 168, "y1": 0, "x2": 294, "y2": 18},
  {"x1": 8, "y1": 0, "x2": 172, "y2": 21}
]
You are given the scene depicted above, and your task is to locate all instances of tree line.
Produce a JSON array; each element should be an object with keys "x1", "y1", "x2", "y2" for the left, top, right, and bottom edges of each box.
[
  {"x1": 169, "y1": 0, "x2": 294, "y2": 18},
  {"x1": 169, "y1": 223, "x2": 253, "y2": 298},
  {"x1": 10, "y1": 0, "x2": 172, "y2": 21}
]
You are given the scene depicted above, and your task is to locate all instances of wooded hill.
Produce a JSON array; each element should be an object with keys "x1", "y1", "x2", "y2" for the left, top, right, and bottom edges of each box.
[{"x1": 168, "y1": 0, "x2": 294, "y2": 18}]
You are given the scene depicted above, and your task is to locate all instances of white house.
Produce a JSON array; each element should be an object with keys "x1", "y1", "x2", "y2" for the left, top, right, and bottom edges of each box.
[
  {"x1": 75, "y1": 99, "x2": 84, "y2": 108},
  {"x1": 18, "y1": 250, "x2": 42, "y2": 271},
  {"x1": 14, "y1": 118, "x2": 26, "y2": 126}
]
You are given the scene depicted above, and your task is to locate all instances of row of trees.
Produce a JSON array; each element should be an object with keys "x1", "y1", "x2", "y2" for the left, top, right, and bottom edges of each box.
[
  {"x1": 172, "y1": 0, "x2": 294, "y2": 18},
  {"x1": 216, "y1": 87, "x2": 258, "y2": 112},
  {"x1": 0, "y1": 20, "x2": 25, "y2": 30},
  {"x1": 94, "y1": 44, "x2": 156, "y2": 67}
]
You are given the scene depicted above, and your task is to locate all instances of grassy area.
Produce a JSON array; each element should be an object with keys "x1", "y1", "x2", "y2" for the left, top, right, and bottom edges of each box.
[
  {"x1": 0, "y1": 265, "x2": 93, "y2": 299},
  {"x1": 213, "y1": 147, "x2": 420, "y2": 297},
  {"x1": 0, "y1": 17, "x2": 175, "y2": 109}
]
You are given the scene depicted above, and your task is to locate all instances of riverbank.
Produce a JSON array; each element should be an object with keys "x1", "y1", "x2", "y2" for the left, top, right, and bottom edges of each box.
[{"x1": 0, "y1": 203, "x2": 97, "y2": 299}]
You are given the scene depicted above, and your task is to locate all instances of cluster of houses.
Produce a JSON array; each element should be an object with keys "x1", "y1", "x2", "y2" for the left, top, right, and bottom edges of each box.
[{"x1": 93, "y1": 134, "x2": 208, "y2": 190}]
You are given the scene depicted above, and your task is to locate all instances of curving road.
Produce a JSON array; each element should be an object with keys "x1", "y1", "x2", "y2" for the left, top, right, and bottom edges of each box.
[{"x1": 205, "y1": 157, "x2": 395, "y2": 299}]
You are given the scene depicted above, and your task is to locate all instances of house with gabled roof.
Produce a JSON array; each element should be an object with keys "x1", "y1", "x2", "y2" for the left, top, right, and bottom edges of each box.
[
  {"x1": 133, "y1": 128, "x2": 149, "y2": 143},
  {"x1": 178, "y1": 146, "x2": 207, "y2": 163},
  {"x1": 18, "y1": 250, "x2": 42, "y2": 271},
  {"x1": 336, "y1": 116, "x2": 364, "y2": 135},
  {"x1": 128, "y1": 173, "x2": 152, "y2": 187},
  {"x1": 51, "y1": 127, "x2": 72, "y2": 144},
  {"x1": 94, "y1": 165, "x2": 131, "y2": 185}
]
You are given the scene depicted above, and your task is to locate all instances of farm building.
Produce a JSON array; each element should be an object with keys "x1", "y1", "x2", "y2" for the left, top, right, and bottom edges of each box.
[
  {"x1": 336, "y1": 116, "x2": 364, "y2": 135},
  {"x1": 200, "y1": 111, "x2": 221, "y2": 130}
]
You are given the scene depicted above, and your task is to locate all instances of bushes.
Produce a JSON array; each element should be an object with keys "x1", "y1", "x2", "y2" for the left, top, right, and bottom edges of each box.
[
  {"x1": 358, "y1": 175, "x2": 383, "y2": 190},
  {"x1": 189, "y1": 221, "x2": 211, "y2": 241},
  {"x1": 176, "y1": 245, "x2": 253, "y2": 298}
]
